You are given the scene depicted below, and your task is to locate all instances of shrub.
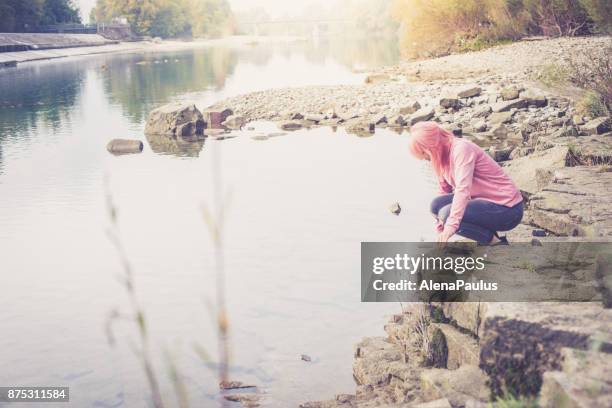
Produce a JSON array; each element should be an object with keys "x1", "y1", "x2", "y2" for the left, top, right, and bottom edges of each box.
[
  {"x1": 567, "y1": 44, "x2": 612, "y2": 115},
  {"x1": 392, "y1": 0, "x2": 610, "y2": 58},
  {"x1": 576, "y1": 90, "x2": 609, "y2": 117}
]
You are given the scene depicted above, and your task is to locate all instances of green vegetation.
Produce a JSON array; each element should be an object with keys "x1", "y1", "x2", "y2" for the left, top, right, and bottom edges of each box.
[
  {"x1": 567, "y1": 45, "x2": 612, "y2": 115},
  {"x1": 533, "y1": 63, "x2": 570, "y2": 87},
  {"x1": 0, "y1": 0, "x2": 81, "y2": 32},
  {"x1": 490, "y1": 393, "x2": 539, "y2": 408},
  {"x1": 577, "y1": 90, "x2": 609, "y2": 117},
  {"x1": 391, "y1": 0, "x2": 612, "y2": 58},
  {"x1": 90, "y1": 0, "x2": 234, "y2": 38},
  {"x1": 533, "y1": 44, "x2": 611, "y2": 116}
]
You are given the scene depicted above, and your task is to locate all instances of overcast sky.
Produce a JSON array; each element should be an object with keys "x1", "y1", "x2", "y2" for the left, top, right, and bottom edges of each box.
[{"x1": 76, "y1": 0, "x2": 326, "y2": 22}]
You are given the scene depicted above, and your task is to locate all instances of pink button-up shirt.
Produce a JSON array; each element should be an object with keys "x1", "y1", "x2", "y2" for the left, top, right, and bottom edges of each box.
[{"x1": 437, "y1": 139, "x2": 523, "y2": 235}]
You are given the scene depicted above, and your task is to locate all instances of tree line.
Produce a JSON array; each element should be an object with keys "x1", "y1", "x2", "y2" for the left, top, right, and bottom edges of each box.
[
  {"x1": 90, "y1": 0, "x2": 234, "y2": 39},
  {"x1": 0, "y1": 0, "x2": 81, "y2": 32},
  {"x1": 391, "y1": 0, "x2": 612, "y2": 58}
]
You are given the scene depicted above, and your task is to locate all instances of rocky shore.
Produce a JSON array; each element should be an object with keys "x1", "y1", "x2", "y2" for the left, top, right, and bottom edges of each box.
[
  {"x1": 207, "y1": 35, "x2": 612, "y2": 242},
  {"x1": 143, "y1": 35, "x2": 612, "y2": 407}
]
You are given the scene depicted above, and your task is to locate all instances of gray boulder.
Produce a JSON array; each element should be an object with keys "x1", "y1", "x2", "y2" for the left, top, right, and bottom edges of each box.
[
  {"x1": 503, "y1": 145, "x2": 569, "y2": 195},
  {"x1": 145, "y1": 103, "x2": 205, "y2": 136}
]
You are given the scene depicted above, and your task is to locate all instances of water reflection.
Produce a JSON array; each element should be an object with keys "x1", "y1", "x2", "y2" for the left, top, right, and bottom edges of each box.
[
  {"x1": 0, "y1": 61, "x2": 85, "y2": 138},
  {"x1": 101, "y1": 48, "x2": 239, "y2": 124},
  {"x1": 145, "y1": 132, "x2": 207, "y2": 157}
]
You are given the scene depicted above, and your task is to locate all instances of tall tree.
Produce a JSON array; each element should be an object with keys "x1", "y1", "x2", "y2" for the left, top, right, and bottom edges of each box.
[{"x1": 0, "y1": 0, "x2": 80, "y2": 32}]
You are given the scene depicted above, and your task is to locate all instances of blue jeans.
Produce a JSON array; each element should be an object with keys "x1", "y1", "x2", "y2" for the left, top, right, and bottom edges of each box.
[{"x1": 431, "y1": 194, "x2": 524, "y2": 243}]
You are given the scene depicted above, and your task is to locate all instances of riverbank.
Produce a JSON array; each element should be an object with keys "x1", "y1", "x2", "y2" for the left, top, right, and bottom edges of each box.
[
  {"x1": 201, "y1": 35, "x2": 612, "y2": 407},
  {"x1": 0, "y1": 34, "x2": 303, "y2": 66}
]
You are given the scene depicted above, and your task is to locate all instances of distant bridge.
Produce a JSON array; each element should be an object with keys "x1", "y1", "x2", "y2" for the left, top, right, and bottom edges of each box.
[{"x1": 241, "y1": 18, "x2": 354, "y2": 37}]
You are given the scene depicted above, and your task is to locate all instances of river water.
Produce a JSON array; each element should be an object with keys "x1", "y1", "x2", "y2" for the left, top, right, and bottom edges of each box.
[{"x1": 0, "y1": 37, "x2": 437, "y2": 407}]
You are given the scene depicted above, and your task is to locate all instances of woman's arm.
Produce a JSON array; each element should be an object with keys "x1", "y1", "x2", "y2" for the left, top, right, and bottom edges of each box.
[
  {"x1": 442, "y1": 144, "x2": 476, "y2": 237},
  {"x1": 438, "y1": 177, "x2": 453, "y2": 194}
]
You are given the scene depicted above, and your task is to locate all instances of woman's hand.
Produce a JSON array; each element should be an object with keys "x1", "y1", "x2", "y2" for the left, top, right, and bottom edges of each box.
[{"x1": 437, "y1": 230, "x2": 453, "y2": 244}]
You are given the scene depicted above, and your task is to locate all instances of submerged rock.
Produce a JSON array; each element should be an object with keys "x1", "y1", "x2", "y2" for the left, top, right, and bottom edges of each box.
[
  {"x1": 145, "y1": 103, "x2": 205, "y2": 136},
  {"x1": 280, "y1": 121, "x2": 303, "y2": 131},
  {"x1": 390, "y1": 202, "x2": 401, "y2": 215},
  {"x1": 106, "y1": 139, "x2": 143, "y2": 155},
  {"x1": 219, "y1": 380, "x2": 256, "y2": 390}
]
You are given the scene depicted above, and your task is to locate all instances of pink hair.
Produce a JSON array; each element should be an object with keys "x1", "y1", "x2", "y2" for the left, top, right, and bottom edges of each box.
[{"x1": 408, "y1": 121, "x2": 454, "y2": 177}]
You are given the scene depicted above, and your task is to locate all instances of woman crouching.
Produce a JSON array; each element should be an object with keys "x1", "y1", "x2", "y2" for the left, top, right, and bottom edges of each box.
[{"x1": 408, "y1": 121, "x2": 524, "y2": 245}]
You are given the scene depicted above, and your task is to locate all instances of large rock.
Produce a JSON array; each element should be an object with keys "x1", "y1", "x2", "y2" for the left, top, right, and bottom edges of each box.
[
  {"x1": 410, "y1": 107, "x2": 435, "y2": 125},
  {"x1": 539, "y1": 348, "x2": 612, "y2": 408},
  {"x1": 502, "y1": 145, "x2": 569, "y2": 195},
  {"x1": 479, "y1": 302, "x2": 612, "y2": 398},
  {"x1": 145, "y1": 103, "x2": 206, "y2": 136},
  {"x1": 529, "y1": 166, "x2": 612, "y2": 236}
]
